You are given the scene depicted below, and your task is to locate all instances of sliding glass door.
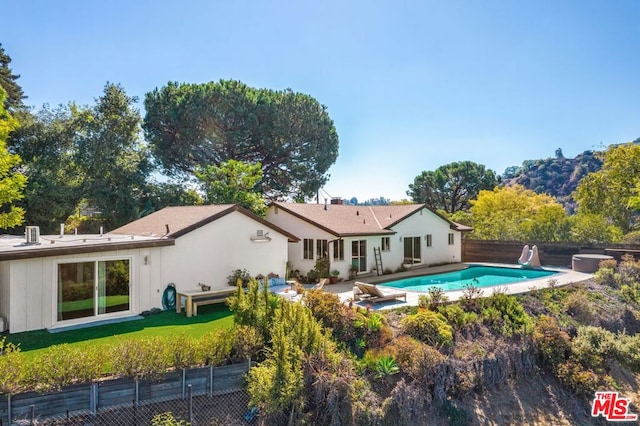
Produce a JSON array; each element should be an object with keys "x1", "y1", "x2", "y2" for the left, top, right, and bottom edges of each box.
[
  {"x1": 58, "y1": 259, "x2": 130, "y2": 321},
  {"x1": 351, "y1": 240, "x2": 367, "y2": 273}
]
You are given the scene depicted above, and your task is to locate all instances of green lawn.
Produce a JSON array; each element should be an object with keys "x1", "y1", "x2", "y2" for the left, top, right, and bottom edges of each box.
[{"x1": 6, "y1": 304, "x2": 234, "y2": 358}]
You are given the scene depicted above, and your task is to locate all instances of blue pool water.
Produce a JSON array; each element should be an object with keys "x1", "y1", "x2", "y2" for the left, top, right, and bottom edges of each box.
[{"x1": 381, "y1": 265, "x2": 557, "y2": 292}]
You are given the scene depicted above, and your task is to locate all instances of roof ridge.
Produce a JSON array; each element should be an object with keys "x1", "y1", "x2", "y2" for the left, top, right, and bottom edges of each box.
[{"x1": 368, "y1": 206, "x2": 383, "y2": 229}]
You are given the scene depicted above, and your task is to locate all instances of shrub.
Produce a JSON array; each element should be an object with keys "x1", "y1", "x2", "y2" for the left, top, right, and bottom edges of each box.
[
  {"x1": 570, "y1": 326, "x2": 616, "y2": 369},
  {"x1": 111, "y1": 337, "x2": 169, "y2": 380},
  {"x1": 29, "y1": 344, "x2": 103, "y2": 391},
  {"x1": 401, "y1": 309, "x2": 453, "y2": 348},
  {"x1": 460, "y1": 282, "x2": 483, "y2": 311},
  {"x1": 418, "y1": 287, "x2": 449, "y2": 310},
  {"x1": 199, "y1": 328, "x2": 233, "y2": 366},
  {"x1": 480, "y1": 293, "x2": 532, "y2": 335},
  {"x1": 230, "y1": 325, "x2": 265, "y2": 361},
  {"x1": 166, "y1": 334, "x2": 201, "y2": 369},
  {"x1": 564, "y1": 292, "x2": 595, "y2": 324},
  {"x1": 305, "y1": 289, "x2": 355, "y2": 344},
  {"x1": 437, "y1": 304, "x2": 479, "y2": 330},
  {"x1": 227, "y1": 268, "x2": 251, "y2": 287},
  {"x1": 593, "y1": 265, "x2": 619, "y2": 288},
  {"x1": 151, "y1": 412, "x2": 188, "y2": 426},
  {"x1": 0, "y1": 337, "x2": 25, "y2": 394},
  {"x1": 556, "y1": 361, "x2": 599, "y2": 396},
  {"x1": 532, "y1": 315, "x2": 570, "y2": 367},
  {"x1": 373, "y1": 355, "x2": 399, "y2": 379},
  {"x1": 385, "y1": 335, "x2": 445, "y2": 378},
  {"x1": 618, "y1": 254, "x2": 640, "y2": 286}
]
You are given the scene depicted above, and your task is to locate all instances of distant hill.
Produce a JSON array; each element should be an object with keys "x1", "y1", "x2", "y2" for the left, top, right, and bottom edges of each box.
[{"x1": 500, "y1": 148, "x2": 603, "y2": 212}]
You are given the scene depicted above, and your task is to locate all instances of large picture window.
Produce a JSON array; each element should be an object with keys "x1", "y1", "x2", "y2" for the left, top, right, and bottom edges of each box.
[{"x1": 58, "y1": 259, "x2": 131, "y2": 321}]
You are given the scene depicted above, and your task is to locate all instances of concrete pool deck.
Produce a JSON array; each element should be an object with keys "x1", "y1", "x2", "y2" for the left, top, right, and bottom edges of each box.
[{"x1": 320, "y1": 262, "x2": 594, "y2": 309}]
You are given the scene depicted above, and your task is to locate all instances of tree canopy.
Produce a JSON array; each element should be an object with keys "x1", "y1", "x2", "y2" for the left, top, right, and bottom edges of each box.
[
  {"x1": 574, "y1": 142, "x2": 640, "y2": 234},
  {"x1": 195, "y1": 159, "x2": 267, "y2": 215},
  {"x1": 469, "y1": 184, "x2": 569, "y2": 242},
  {"x1": 407, "y1": 161, "x2": 497, "y2": 213},
  {"x1": 0, "y1": 88, "x2": 26, "y2": 229},
  {"x1": 9, "y1": 83, "x2": 152, "y2": 232},
  {"x1": 143, "y1": 80, "x2": 339, "y2": 201},
  {"x1": 0, "y1": 44, "x2": 25, "y2": 110}
]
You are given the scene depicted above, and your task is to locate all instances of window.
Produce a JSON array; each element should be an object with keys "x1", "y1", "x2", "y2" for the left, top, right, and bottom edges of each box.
[
  {"x1": 381, "y1": 236, "x2": 390, "y2": 251},
  {"x1": 58, "y1": 259, "x2": 131, "y2": 321},
  {"x1": 303, "y1": 239, "x2": 314, "y2": 259},
  {"x1": 403, "y1": 236, "x2": 421, "y2": 264},
  {"x1": 425, "y1": 234, "x2": 432, "y2": 247},
  {"x1": 316, "y1": 239, "x2": 328, "y2": 259},
  {"x1": 448, "y1": 233, "x2": 455, "y2": 245},
  {"x1": 333, "y1": 239, "x2": 344, "y2": 260}
]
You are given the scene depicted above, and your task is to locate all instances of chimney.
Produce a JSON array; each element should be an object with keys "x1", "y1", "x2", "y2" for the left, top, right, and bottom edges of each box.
[{"x1": 324, "y1": 198, "x2": 328, "y2": 210}]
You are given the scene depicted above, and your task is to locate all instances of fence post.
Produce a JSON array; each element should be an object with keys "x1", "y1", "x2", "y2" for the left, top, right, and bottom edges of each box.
[
  {"x1": 89, "y1": 382, "x2": 98, "y2": 414},
  {"x1": 135, "y1": 377, "x2": 139, "y2": 407},
  {"x1": 182, "y1": 368, "x2": 186, "y2": 399},
  {"x1": 209, "y1": 365, "x2": 213, "y2": 397},
  {"x1": 29, "y1": 404, "x2": 35, "y2": 425},
  {"x1": 7, "y1": 393, "x2": 10, "y2": 425},
  {"x1": 188, "y1": 384, "x2": 193, "y2": 425}
]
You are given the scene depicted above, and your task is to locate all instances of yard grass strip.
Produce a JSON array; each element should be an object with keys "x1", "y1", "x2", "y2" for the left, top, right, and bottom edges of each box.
[{"x1": 6, "y1": 304, "x2": 234, "y2": 358}]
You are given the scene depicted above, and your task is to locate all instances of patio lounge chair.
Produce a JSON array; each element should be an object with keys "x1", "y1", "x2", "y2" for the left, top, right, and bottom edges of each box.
[
  {"x1": 311, "y1": 278, "x2": 328, "y2": 291},
  {"x1": 354, "y1": 282, "x2": 407, "y2": 303}
]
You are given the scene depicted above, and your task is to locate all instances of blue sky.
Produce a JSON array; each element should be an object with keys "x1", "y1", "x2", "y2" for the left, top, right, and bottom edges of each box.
[{"x1": 3, "y1": 1, "x2": 639, "y2": 201}]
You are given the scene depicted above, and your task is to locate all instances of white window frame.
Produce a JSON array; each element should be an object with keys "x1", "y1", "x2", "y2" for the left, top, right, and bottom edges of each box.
[
  {"x1": 448, "y1": 233, "x2": 455, "y2": 245},
  {"x1": 381, "y1": 236, "x2": 390, "y2": 251},
  {"x1": 54, "y1": 255, "x2": 134, "y2": 326},
  {"x1": 303, "y1": 238, "x2": 314, "y2": 259}
]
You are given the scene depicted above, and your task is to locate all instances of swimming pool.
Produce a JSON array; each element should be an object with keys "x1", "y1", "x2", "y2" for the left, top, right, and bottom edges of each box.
[{"x1": 381, "y1": 265, "x2": 558, "y2": 292}]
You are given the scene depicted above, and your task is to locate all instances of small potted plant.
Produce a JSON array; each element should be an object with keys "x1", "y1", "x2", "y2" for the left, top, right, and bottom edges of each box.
[{"x1": 330, "y1": 269, "x2": 340, "y2": 284}]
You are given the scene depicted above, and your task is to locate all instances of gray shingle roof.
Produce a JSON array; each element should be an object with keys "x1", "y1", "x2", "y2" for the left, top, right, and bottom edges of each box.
[{"x1": 271, "y1": 203, "x2": 428, "y2": 236}]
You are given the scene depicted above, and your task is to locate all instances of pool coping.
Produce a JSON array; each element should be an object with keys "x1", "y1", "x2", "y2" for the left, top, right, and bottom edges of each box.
[{"x1": 323, "y1": 262, "x2": 593, "y2": 309}]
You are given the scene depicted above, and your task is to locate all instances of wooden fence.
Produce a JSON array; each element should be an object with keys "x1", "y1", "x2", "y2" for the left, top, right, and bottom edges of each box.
[
  {"x1": 0, "y1": 361, "x2": 252, "y2": 424},
  {"x1": 462, "y1": 239, "x2": 640, "y2": 267}
]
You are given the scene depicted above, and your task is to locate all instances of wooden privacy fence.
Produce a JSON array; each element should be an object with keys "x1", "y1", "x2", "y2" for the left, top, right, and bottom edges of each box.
[
  {"x1": 462, "y1": 239, "x2": 640, "y2": 267},
  {"x1": 0, "y1": 360, "x2": 252, "y2": 424}
]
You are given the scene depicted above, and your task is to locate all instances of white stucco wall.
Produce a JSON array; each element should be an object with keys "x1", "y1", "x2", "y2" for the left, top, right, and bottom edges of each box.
[
  {"x1": 4, "y1": 248, "x2": 154, "y2": 334},
  {"x1": 158, "y1": 211, "x2": 290, "y2": 293},
  {"x1": 388, "y1": 208, "x2": 461, "y2": 268}
]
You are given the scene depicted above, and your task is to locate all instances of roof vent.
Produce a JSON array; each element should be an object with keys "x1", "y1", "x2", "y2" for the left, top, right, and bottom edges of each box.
[{"x1": 25, "y1": 226, "x2": 41, "y2": 245}]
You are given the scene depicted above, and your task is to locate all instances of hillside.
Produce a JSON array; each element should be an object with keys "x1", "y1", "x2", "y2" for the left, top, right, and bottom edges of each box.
[
  {"x1": 500, "y1": 149, "x2": 603, "y2": 212},
  {"x1": 374, "y1": 275, "x2": 640, "y2": 425}
]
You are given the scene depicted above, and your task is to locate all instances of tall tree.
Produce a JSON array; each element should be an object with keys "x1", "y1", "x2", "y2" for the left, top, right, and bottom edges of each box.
[
  {"x1": 195, "y1": 160, "x2": 266, "y2": 215},
  {"x1": 407, "y1": 161, "x2": 497, "y2": 213},
  {"x1": 0, "y1": 44, "x2": 25, "y2": 110},
  {"x1": 74, "y1": 83, "x2": 151, "y2": 230},
  {"x1": 0, "y1": 88, "x2": 27, "y2": 229},
  {"x1": 8, "y1": 104, "x2": 83, "y2": 232},
  {"x1": 470, "y1": 184, "x2": 569, "y2": 242},
  {"x1": 10, "y1": 84, "x2": 152, "y2": 232},
  {"x1": 574, "y1": 142, "x2": 640, "y2": 234},
  {"x1": 143, "y1": 80, "x2": 339, "y2": 200}
]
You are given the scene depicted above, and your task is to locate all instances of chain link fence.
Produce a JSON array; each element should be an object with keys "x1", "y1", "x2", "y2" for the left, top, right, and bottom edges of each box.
[{"x1": 11, "y1": 388, "x2": 254, "y2": 425}]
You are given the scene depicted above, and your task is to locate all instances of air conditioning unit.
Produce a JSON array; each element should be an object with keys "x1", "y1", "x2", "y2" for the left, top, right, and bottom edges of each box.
[{"x1": 25, "y1": 226, "x2": 40, "y2": 244}]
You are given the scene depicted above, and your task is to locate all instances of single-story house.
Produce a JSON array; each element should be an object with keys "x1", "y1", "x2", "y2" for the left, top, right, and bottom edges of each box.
[
  {"x1": 0, "y1": 204, "x2": 298, "y2": 333},
  {"x1": 265, "y1": 201, "x2": 471, "y2": 281}
]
